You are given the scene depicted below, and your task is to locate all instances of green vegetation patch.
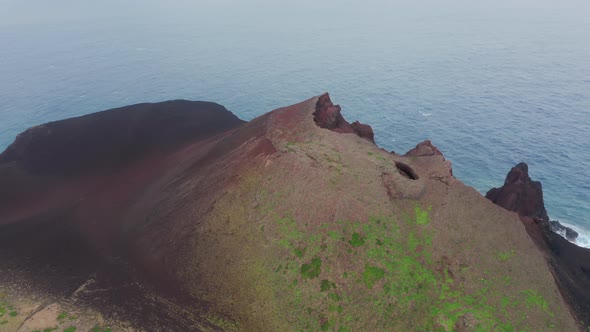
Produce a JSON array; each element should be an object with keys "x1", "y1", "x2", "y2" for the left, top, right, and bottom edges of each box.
[
  {"x1": 63, "y1": 327, "x2": 77, "y2": 332},
  {"x1": 268, "y1": 206, "x2": 555, "y2": 331},
  {"x1": 497, "y1": 249, "x2": 516, "y2": 262},
  {"x1": 522, "y1": 290, "x2": 551, "y2": 315},
  {"x1": 362, "y1": 265, "x2": 385, "y2": 289},
  {"x1": 294, "y1": 248, "x2": 304, "y2": 258},
  {"x1": 301, "y1": 258, "x2": 322, "y2": 279},
  {"x1": 348, "y1": 233, "x2": 366, "y2": 247},
  {"x1": 320, "y1": 279, "x2": 336, "y2": 292},
  {"x1": 56, "y1": 311, "x2": 69, "y2": 320},
  {"x1": 414, "y1": 206, "x2": 430, "y2": 225}
]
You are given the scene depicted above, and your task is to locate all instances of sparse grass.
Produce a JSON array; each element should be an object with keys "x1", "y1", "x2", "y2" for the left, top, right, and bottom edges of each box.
[
  {"x1": 285, "y1": 141, "x2": 297, "y2": 153},
  {"x1": 205, "y1": 313, "x2": 240, "y2": 330},
  {"x1": 91, "y1": 326, "x2": 112, "y2": 332},
  {"x1": 267, "y1": 206, "x2": 555, "y2": 331},
  {"x1": 39, "y1": 328, "x2": 57, "y2": 332},
  {"x1": 62, "y1": 327, "x2": 77, "y2": 332},
  {"x1": 497, "y1": 249, "x2": 516, "y2": 262},
  {"x1": 56, "y1": 311, "x2": 69, "y2": 320}
]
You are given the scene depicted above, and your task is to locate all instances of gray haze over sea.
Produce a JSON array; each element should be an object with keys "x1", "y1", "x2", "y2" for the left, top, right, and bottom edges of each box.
[{"x1": 1, "y1": 0, "x2": 589, "y2": 246}]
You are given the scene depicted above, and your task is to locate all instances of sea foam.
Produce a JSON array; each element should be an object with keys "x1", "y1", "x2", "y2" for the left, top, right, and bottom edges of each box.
[{"x1": 559, "y1": 221, "x2": 590, "y2": 249}]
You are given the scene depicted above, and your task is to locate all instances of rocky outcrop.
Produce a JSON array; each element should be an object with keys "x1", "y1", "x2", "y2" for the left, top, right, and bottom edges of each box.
[
  {"x1": 404, "y1": 139, "x2": 443, "y2": 157},
  {"x1": 485, "y1": 163, "x2": 578, "y2": 241},
  {"x1": 350, "y1": 121, "x2": 374, "y2": 143},
  {"x1": 313, "y1": 93, "x2": 375, "y2": 143},
  {"x1": 404, "y1": 140, "x2": 453, "y2": 176},
  {"x1": 549, "y1": 220, "x2": 579, "y2": 242},
  {"x1": 486, "y1": 163, "x2": 548, "y2": 222},
  {"x1": 486, "y1": 162, "x2": 590, "y2": 328}
]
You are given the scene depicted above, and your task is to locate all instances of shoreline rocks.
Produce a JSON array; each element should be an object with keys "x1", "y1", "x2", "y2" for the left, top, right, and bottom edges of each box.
[{"x1": 486, "y1": 162, "x2": 590, "y2": 328}]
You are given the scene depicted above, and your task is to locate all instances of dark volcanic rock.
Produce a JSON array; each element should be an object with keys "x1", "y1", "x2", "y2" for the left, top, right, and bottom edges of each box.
[
  {"x1": 485, "y1": 163, "x2": 549, "y2": 222},
  {"x1": 549, "y1": 220, "x2": 579, "y2": 242},
  {"x1": 487, "y1": 162, "x2": 590, "y2": 327},
  {"x1": 313, "y1": 93, "x2": 375, "y2": 143}
]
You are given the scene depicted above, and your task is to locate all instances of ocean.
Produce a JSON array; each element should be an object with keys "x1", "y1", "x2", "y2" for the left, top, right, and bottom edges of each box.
[{"x1": 0, "y1": 0, "x2": 589, "y2": 247}]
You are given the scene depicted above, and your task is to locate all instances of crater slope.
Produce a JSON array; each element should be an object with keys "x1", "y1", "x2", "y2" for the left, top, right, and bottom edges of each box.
[{"x1": 0, "y1": 94, "x2": 578, "y2": 331}]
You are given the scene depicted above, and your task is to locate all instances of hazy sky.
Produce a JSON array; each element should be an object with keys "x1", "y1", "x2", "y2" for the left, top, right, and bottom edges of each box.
[{"x1": 1, "y1": 0, "x2": 589, "y2": 26}]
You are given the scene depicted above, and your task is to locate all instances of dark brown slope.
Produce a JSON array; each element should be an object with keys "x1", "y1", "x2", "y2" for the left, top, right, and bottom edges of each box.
[
  {"x1": 0, "y1": 100, "x2": 246, "y2": 331},
  {"x1": 0, "y1": 100, "x2": 244, "y2": 227},
  {"x1": 486, "y1": 163, "x2": 590, "y2": 329},
  {"x1": 0, "y1": 100, "x2": 243, "y2": 174}
]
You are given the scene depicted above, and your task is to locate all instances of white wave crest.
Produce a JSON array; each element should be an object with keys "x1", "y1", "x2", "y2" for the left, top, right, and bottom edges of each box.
[{"x1": 557, "y1": 221, "x2": 590, "y2": 249}]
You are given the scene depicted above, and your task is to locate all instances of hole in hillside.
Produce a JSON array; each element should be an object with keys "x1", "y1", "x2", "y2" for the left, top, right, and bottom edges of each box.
[{"x1": 395, "y1": 162, "x2": 419, "y2": 180}]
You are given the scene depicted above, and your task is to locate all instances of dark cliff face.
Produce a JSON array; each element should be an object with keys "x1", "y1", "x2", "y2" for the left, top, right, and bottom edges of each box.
[{"x1": 486, "y1": 162, "x2": 590, "y2": 328}]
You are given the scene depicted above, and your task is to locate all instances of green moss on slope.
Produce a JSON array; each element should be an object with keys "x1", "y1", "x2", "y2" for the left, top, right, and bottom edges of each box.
[{"x1": 266, "y1": 206, "x2": 555, "y2": 331}]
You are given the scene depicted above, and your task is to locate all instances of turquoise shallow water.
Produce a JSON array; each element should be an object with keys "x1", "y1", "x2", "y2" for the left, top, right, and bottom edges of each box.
[{"x1": 0, "y1": 1, "x2": 589, "y2": 246}]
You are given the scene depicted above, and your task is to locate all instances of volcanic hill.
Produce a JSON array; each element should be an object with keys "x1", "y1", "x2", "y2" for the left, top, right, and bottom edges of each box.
[{"x1": 0, "y1": 94, "x2": 581, "y2": 331}]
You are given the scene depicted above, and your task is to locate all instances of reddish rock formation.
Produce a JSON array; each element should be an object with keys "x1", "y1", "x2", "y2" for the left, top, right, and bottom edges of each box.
[
  {"x1": 404, "y1": 139, "x2": 443, "y2": 157},
  {"x1": 350, "y1": 121, "x2": 375, "y2": 143},
  {"x1": 404, "y1": 140, "x2": 453, "y2": 176},
  {"x1": 486, "y1": 163, "x2": 590, "y2": 328},
  {"x1": 313, "y1": 93, "x2": 375, "y2": 143},
  {"x1": 486, "y1": 163, "x2": 549, "y2": 222}
]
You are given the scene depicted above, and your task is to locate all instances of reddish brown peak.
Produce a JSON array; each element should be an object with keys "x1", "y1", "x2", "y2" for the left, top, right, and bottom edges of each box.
[
  {"x1": 485, "y1": 162, "x2": 549, "y2": 222},
  {"x1": 313, "y1": 93, "x2": 375, "y2": 143},
  {"x1": 504, "y1": 162, "x2": 531, "y2": 185},
  {"x1": 351, "y1": 121, "x2": 375, "y2": 143},
  {"x1": 404, "y1": 140, "x2": 443, "y2": 157},
  {"x1": 313, "y1": 93, "x2": 353, "y2": 132}
]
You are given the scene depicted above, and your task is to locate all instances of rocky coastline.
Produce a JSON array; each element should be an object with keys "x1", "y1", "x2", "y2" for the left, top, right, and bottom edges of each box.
[{"x1": 486, "y1": 162, "x2": 590, "y2": 328}]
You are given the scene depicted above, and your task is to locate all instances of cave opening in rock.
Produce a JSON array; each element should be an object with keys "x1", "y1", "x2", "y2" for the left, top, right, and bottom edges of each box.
[{"x1": 395, "y1": 162, "x2": 419, "y2": 180}]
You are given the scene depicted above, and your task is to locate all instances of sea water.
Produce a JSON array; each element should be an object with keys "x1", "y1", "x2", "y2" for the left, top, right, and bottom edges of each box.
[{"x1": 0, "y1": 0, "x2": 589, "y2": 247}]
